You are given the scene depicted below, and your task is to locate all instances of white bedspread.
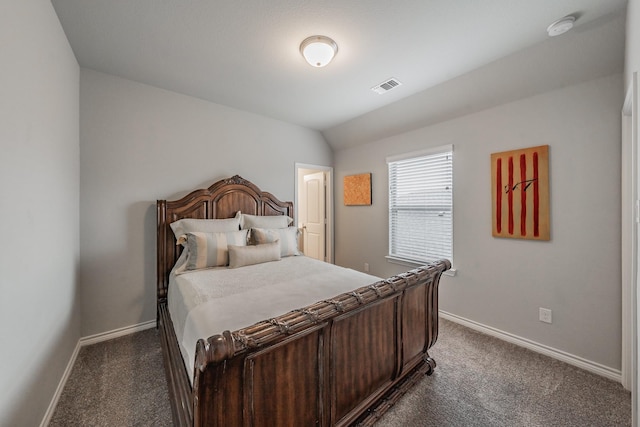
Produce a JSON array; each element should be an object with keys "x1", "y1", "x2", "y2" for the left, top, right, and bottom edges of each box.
[{"x1": 167, "y1": 256, "x2": 381, "y2": 383}]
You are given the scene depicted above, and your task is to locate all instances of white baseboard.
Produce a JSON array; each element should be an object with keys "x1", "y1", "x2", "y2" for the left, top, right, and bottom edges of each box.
[
  {"x1": 39, "y1": 340, "x2": 81, "y2": 427},
  {"x1": 80, "y1": 319, "x2": 156, "y2": 346},
  {"x1": 40, "y1": 319, "x2": 157, "y2": 426},
  {"x1": 439, "y1": 310, "x2": 622, "y2": 383}
]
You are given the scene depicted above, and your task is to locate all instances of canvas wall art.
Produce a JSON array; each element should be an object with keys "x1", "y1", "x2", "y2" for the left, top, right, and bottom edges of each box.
[
  {"x1": 491, "y1": 145, "x2": 550, "y2": 240},
  {"x1": 344, "y1": 173, "x2": 372, "y2": 206}
]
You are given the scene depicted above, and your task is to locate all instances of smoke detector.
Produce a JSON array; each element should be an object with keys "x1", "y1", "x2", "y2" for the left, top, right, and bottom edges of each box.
[{"x1": 547, "y1": 16, "x2": 575, "y2": 37}]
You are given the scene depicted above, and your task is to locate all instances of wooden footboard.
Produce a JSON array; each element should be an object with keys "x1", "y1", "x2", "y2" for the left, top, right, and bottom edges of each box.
[{"x1": 188, "y1": 260, "x2": 450, "y2": 427}]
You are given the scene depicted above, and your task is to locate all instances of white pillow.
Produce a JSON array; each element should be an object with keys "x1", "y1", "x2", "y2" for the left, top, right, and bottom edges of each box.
[
  {"x1": 180, "y1": 229, "x2": 248, "y2": 271},
  {"x1": 228, "y1": 242, "x2": 281, "y2": 268},
  {"x1": 170, "y1": 212, "x2": 241, "y2": 240},
  {"x1": 240, "y1": 212, "x2": 292, "y2": 230},
  {"x1": 251, "y1": 227, "x2": 301, "y2": 257}
]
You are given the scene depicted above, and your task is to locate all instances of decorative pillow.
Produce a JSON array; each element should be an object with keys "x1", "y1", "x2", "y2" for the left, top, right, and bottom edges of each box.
[
  {"x1": 180, "y1": 229, "x2": 248, "y2": 271},
  {"x1": 239, "y1": 212, "x2": 293, "y2": 230},
  {"x1": 251, "y1": 227, "x2": 301, "y2": 257},
  {"x1": 171, "y1": 246, "x2": 190, "y2": 275},
  {"x1": 170, "y1": 212, "x2": 241, "y2": 240},
  {"x1": 228, "y1": 242, "x2": 281, "y2": 268}
]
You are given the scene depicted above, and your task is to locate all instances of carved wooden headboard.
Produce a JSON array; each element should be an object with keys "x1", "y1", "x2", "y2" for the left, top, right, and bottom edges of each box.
[{"x1": 156, "y1": 175, "x2": 293, "y2": 304}]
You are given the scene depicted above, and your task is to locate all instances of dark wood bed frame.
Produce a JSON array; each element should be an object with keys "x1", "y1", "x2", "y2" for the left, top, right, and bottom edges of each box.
[{"x1": 157, "y1": 175, "x2": 450, "y2": 427}]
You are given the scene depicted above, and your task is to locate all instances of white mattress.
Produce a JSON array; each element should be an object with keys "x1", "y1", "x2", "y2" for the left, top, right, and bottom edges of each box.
[{"x1": 167, "y1": 256, "x2": 381, "y2": 383}]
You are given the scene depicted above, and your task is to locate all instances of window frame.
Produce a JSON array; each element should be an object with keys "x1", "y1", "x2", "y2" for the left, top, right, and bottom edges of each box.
[{"x1": 386, "y1": 144, "x2": 454, "y2": 273}]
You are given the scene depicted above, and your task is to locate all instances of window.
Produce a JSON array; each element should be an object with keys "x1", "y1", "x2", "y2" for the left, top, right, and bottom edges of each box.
[{"x1": 387, "y1": 145, "x2": 453, "y2": 265}]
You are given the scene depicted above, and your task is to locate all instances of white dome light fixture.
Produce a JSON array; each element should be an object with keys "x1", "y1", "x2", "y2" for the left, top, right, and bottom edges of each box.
[
  {"x1": 300, "y1": 35, "x2": 338, "y2": 67},
  {"x1": 547, "y1": 16, "x2": 575, "y2": 37}
]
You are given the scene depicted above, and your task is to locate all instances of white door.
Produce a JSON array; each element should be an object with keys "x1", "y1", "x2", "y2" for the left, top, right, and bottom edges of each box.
[{"x1": 303, "y1": 172, "x2": 326, "y2": 261}]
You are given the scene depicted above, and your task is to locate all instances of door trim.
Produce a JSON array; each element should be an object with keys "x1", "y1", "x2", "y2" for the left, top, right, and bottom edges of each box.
[
  {"x1": 295, "y1": 163, "x2": 334, "y2": 263},
  {"x1": 622, "y1": 71, "x2": 638, "y2": 427}
]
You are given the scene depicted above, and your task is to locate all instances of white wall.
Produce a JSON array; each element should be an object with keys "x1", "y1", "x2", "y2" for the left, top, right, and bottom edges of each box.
[
  {"x1": 334, "y1": 74, "x2": 623, "y2": 370},
  {"x1": 79, "y1": 69, "x2": 332, "y2": 336},
  {"x1": 0, "y1": 1, "x2": 80, "y2": 425}
]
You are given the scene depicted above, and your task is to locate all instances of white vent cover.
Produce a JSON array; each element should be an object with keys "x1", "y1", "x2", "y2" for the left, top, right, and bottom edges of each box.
[{"x1": 371, "y1": 78, "x2": 402, "y2": 94}]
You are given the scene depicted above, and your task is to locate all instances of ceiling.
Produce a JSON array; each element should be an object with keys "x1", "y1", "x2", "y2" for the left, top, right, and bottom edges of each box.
[{"x1": 51, "y1": 0, "x2": 627, "y2": 150}]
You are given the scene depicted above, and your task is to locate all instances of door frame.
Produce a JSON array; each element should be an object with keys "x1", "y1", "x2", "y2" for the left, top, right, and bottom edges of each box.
[
  {"x1": 622, "y1": 71, "x2": 638, "y2": 426},
  {"x1": 295, "y1": 163, "x2": 334, "y2": 263}
]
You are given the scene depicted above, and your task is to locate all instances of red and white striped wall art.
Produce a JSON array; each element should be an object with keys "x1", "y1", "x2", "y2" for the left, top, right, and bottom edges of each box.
[{"x1": 491, "y1": 145, "x2": 550, "y2": 240}]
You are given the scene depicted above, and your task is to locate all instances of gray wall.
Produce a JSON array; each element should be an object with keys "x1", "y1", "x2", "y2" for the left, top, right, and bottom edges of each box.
[
  {"x1": 334, "y1": 74, "x2": 623, "y2": 370},
  {"x1": 79, "y1": 69, "x2": 332, "y2": 336},
  {"x1": 626, "y1": 0, "x2": 640, "y2": 90},
  {"x1": 624, "y1": 0, "x2": 640, "y2": 415},
  {"x1": 0, "y1": 1, "x2": 80, "y2": 426}
]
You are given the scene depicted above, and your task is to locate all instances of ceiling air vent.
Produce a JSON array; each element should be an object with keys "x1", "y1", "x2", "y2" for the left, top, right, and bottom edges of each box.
[{"x1": 371, "y1": 78, "x2": 402, "y2": 94}]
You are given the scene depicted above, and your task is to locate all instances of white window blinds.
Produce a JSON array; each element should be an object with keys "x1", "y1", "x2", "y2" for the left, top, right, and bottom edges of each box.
[{"x1": 387, "y1": 146, "x2": 453, "y2": 264}]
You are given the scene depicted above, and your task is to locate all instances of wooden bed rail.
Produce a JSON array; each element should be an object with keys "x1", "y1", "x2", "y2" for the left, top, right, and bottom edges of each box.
[{"x1": 190, "y1": 259, "x2": 450, "y2": 427}]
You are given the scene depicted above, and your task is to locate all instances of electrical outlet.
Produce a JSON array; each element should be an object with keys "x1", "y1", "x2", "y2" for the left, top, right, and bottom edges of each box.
[
  {"x1": 539, "y1": 307, "x2": 552, "y2": 324},
  {"x1": 364, "y1": 263, "x2": 369, "y2": 272}
]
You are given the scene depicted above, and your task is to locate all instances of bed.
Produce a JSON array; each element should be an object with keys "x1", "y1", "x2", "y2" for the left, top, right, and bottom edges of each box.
[{"x1": 157, "y1": 175, "x2": 450, "y2": 427}]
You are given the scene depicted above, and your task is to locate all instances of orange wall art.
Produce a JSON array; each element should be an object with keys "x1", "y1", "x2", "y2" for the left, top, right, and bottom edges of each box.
[{"x1": 344, "y1": 173, "x2": 372, "y2": 206}]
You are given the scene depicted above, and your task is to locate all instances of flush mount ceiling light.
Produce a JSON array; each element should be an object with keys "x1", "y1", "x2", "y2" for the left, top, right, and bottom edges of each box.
[
  {"x1": 300, "y1": 35, "x2": 338, "y2": 67},
  {"x1": 547, "y1": 16, "x2": 575, "y2": 37}
]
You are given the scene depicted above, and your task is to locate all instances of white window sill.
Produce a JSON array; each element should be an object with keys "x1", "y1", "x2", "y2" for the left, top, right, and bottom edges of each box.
[{"x1": 385, "y1": 255, "x2": 457, "y2": 277}]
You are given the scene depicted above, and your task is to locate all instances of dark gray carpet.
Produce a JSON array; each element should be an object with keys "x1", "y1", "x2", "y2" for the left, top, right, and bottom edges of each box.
[
  {"x1": 50, "y1": 319, "x2": 631, "y2": 426},
  {"x1": 49, "y1": 328, "x2": 172, "y2": 426},
  {"x1": 378, "y1": 320, "x2": 631, "y2": 427}
]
